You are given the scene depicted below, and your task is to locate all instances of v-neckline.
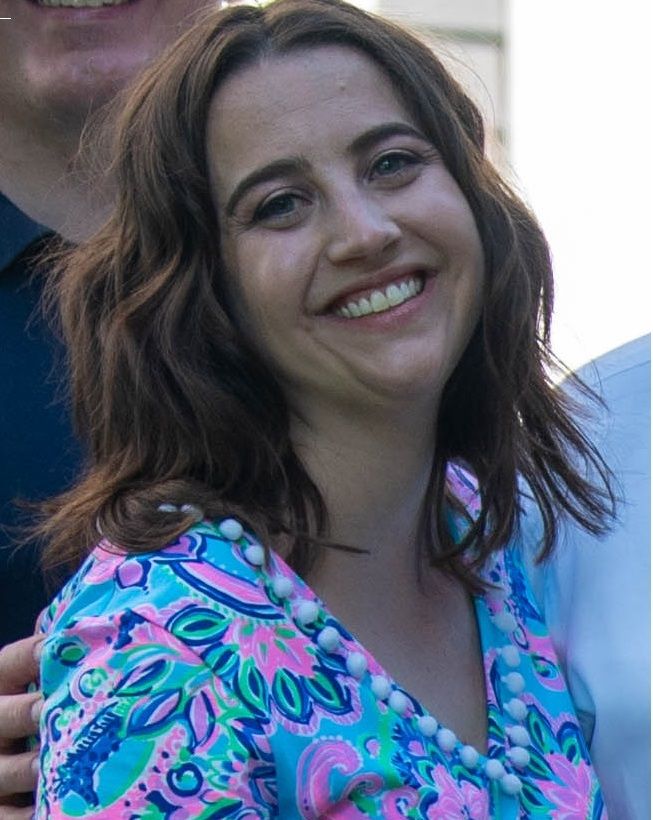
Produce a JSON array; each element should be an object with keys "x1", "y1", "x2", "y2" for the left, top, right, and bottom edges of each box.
[{"x1": 265, "y1": 544, "x2": 514, "y2": 766}]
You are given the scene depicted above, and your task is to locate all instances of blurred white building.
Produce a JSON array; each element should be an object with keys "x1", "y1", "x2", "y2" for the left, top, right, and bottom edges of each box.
[
  {"x1": 357, "y1": 0, "x2": 652, "y2": 371},
  {"x1": 363, "y1": 0, "x2": 507, "y2": 162},
  {"x1": 508, "y1": 1, "x2": 651, "y2": 370}
]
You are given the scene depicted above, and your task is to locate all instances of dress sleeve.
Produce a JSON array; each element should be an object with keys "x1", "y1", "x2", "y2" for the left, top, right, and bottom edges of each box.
[{"x1": 37, "y1": 611, "x2": 276, "y2": 818}]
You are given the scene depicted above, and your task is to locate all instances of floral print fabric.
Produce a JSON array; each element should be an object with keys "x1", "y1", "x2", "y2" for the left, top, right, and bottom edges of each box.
[{"x1": 37, "y1": 474, "x2": 606, "y2": 818}]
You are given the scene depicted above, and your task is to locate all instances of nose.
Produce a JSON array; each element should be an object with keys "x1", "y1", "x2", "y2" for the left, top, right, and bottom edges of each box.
[{"x1": 324, "y1": 191, "x2": 401, "y2": 266}]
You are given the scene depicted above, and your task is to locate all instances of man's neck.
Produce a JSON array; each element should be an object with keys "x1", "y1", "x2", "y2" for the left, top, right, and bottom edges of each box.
[{"x1": 0, "y1": 107, "x2": 109, "y2": 240}]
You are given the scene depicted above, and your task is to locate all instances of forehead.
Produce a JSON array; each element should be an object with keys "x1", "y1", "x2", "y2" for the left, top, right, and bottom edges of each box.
[{"x1": 206, "y1": 45, "x2": 415, "y2": 180}]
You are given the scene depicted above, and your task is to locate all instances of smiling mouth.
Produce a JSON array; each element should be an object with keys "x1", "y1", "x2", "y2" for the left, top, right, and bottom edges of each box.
[
  {"x1": 33, "y1": 0, "x2": 132, "y2": 7},
  {"x1": 333, "y1": 274, "x2": 425, "y2": 319}
]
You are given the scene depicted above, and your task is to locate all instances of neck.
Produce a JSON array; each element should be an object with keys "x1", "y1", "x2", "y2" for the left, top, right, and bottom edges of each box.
[
  {"x1": 0, "y1": 103, "x2": 110, "y2": 240},
  {"x1": 293, "y1": 398, "x2": 438, "y2": 584}
]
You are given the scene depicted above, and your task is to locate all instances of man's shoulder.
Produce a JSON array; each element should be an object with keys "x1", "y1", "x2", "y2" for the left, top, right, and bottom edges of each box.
[
  {"x1": 518, "y1": 336, "x2": 651, "y2": 597},
  {"x1": 0, "y1": 191, "x2": 50, "y2": 272},
  {"x1": 575, "y1": 335, "x2": 650, "y2": 404}
]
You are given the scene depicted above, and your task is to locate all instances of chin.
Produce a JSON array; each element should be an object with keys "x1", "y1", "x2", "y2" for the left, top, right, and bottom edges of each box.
[
  {"x1": 358, "y1": 361, "x2": 450, "y2": 408},
  {"x1": 27, "y1": 53, "x2": 150, "y2": 122}
]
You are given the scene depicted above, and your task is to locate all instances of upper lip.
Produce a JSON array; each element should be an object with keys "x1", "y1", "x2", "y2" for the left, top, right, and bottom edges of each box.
[{"x1": 320, "y1": 265, "x2": 433, "y2": 313}]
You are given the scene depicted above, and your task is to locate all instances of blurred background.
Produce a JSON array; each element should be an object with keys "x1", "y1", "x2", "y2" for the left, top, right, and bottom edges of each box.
[{"x1": 350, "y1": 0, "x2": 652, "y2": 372}]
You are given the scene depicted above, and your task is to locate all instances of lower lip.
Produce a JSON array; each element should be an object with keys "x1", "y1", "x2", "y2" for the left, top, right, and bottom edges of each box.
[{"x1": 325, "y1": 275, "x2": 436, "y2": 332}]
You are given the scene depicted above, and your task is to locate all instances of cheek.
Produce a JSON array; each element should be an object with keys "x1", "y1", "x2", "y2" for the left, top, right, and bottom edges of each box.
[
  {"x1": 223, "y1": 238, "x2": 299, "y2": 358},
  {"x1": 458, "y1": 243, "x2": 485, "y2": 333},
  {"x1": 233, "y1": 245, "x2": 279, "y2": 324},
  {"x1": 234, "y1": 229, "x2": 313, "y2": 314},
  {"x1": 216, "y1": 236, "x2": 260, "y2": 338},
  {"x1": 445, "y1": 202, "x2": 485, "y2": 299}
]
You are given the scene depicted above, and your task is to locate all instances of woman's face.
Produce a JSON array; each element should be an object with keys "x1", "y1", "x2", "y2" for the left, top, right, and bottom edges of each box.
[{"x1": 207, "y1": 46, "x2": 484, "y2": 419}]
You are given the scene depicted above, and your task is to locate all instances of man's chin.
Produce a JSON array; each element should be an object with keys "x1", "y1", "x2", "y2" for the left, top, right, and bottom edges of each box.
[{"x1": 24, "y1": 52, "x2": 151, "y2": 123}]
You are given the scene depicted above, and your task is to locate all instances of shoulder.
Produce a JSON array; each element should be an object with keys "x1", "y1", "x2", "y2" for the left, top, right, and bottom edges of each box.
[
  {"x1": 38, "y1": 518, "x2": 283, "y2": 816},
  {"x1": 42, "y1": 518, "x2": 282, "y2": 652},
  {"x1": 0, "y1": 191, "x2": 50, "y2": 271},
  {"x1": 576, "y1": 334, "x2": 650, "y2": 392},
  {"x1": 565, "y1": 335, "x2": 650, "y2": 453}
]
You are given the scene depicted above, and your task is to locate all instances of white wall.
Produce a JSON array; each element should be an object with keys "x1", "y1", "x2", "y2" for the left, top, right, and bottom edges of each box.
[{"x1": 508, "y1": 0, "x2": 652, "y2": 370}]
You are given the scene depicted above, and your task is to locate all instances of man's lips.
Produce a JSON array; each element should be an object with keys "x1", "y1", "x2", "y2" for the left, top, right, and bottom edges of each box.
[{"x1": 27, "y1": 0, "x2": 135, "y2": 10}]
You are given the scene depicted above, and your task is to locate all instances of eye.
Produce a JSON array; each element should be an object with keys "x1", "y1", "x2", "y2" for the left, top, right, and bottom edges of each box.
[
  {"x1": 252, "y1": 191, "x2": 309, "y2": 226},
  {"x1": 370, "y1": 151, "x2": 422, "y2": 180}
]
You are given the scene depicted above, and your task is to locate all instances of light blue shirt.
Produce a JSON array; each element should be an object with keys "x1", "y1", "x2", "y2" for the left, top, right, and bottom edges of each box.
[{"x1": 522, "y1": 335, "x2": 651, "y2": 820}]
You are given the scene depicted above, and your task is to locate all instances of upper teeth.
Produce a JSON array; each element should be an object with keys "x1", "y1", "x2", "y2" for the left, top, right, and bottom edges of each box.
[
  {"x1": 37, "y1": 0, "x2": 130, "y2": 7},
  {"x1": 336, "y1": 276, "x2": 424, "y2": 319}
]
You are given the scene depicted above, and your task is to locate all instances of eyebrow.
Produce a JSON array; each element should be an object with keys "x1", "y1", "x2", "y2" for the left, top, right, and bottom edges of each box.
[
  {"x1": 223, "y1": 121, "x2": 429, "y2": 217},
  {"x1": 348, "y1": 122, "x2": 429, "y2": 154},
  {"x1": 224, "y1": 157, "x2": 311, "y2": 217}
]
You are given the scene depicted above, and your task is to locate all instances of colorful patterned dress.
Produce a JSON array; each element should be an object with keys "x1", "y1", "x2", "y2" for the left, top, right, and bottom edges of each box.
[{"x1": 37, "y1": 473, "x2": 606, "y2": 818}]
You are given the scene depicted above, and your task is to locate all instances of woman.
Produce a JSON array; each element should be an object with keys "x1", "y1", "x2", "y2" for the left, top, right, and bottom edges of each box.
[{"x1": 36, "y1": 1, "x2": 613, "y2": 817}]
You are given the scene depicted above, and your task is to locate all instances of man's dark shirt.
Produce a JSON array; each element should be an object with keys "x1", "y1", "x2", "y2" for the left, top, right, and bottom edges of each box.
[{"x1": 0, "y1": 193, "x2": 82, "y2": 647}]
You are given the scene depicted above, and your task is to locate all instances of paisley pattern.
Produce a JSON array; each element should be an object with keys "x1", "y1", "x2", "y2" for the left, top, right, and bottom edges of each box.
[{"x1": 37, "y1": 470, "x2": 606, "y2": 818}]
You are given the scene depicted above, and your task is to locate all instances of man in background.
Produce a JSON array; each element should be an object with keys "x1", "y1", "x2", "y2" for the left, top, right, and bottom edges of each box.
[{"x1": 0, "y1": 0, "x2": 213, "y2": 813}]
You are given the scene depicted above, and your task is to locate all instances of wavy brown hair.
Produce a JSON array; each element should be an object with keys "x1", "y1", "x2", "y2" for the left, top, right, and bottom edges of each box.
[{"x1": 38, "y1": 0, "x2": 614, "y2": 584}]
